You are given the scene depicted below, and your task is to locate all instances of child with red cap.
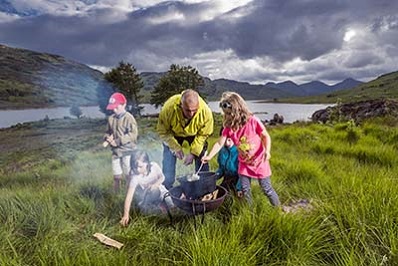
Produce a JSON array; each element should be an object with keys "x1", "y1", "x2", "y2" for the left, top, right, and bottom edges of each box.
[{"x1": 104, "y1": 92, "x2": 138, "y2": 193}]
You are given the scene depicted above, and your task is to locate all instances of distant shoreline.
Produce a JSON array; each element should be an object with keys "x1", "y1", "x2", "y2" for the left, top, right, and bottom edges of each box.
[
  {"x1": 0, "y1": 104, "x2": 98, "y2": 111},
  {"x1": 1, "y1": 102, "x2": 332, "y2": 129}
]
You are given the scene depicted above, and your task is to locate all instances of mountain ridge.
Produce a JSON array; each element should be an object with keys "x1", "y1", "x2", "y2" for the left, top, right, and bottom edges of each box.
[
  {"x1": 0, "y1": 43, "x2": 371, "y2": 109},
  {"x1": 140, "y1": 71, "x2": 363, "y2": 101},
  {"x1": 281, "y1": 71, "x2": 398, "y2": 103}
]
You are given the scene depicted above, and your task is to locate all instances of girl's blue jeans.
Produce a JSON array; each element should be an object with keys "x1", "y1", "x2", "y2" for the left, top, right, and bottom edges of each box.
[{"x1": 240, "y1": 175, "x2": 280, "y2": 206}]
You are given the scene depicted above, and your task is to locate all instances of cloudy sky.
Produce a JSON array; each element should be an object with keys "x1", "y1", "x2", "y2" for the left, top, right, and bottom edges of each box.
[{"x1": 1, "y1": 0, "x2": 398, "y2": 85}]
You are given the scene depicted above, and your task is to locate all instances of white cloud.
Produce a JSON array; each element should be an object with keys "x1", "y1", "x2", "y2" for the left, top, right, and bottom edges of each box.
[
  {"x1": 180, "y1": 49, "x2": 274, "y2": 84},
  {"x1": 8, "y1": 0, "x2": 134, "y2": 16},
  {"x1": 88, "y1": 64, "x2": 110, "y2": 74},
  {"x1": 196, "y1": 0, "x2": 254, "y2": 22},
  {"x1": 10, "y1": 0, "x2": 79, "y2": 16},
  {"x1": 0, "y1": 12, "x2": 19, "y2": 22},
  {"x1": 344, "y1": 29, "x2": 356, "y2": 42},
  {"x1": 131, "y1": 0, "x2": 167, "y2": 9},
  {"x1": 143, "y1": 0, "x2": 255, "y2": 24},
  {"x1": 147, "y1": 11, "x2": 185, "y2": 24}
]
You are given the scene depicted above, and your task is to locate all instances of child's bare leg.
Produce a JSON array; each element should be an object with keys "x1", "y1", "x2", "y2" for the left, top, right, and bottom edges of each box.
[
  {"x1": 113, "y1": 175, "x2": 122, "y2": 193},
  {"x1": 121, "y1": 155, "x2": 131, "y2": 188}
]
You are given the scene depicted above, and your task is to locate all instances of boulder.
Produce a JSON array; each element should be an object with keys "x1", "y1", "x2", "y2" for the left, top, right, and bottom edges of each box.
[
  {"x1": 311, "y1": 99, "x2": 398, "y2": 123},
  {"x1": 269, "y1": 113, "x2": 284, "y2": 125}
]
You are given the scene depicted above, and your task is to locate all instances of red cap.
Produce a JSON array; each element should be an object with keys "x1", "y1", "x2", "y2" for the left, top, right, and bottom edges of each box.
[{"x1": 106, "y1": 92, "x2": 127, "y2": 110}]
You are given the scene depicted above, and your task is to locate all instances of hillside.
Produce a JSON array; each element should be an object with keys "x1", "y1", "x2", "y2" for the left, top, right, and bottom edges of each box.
[
  {"x1": 0, "y1": 44, "x2": 113, "y2": 109},
  {"x1": 203, "y1": 78, "x2": 294, "y2": 100},
  {"x1": 1, "y1": 44, "x2": 369, "y2": 109},
  {"x1": 282, "y1": 71, "x2": 398, "y2": 104},
  {"x1": 139, "y1": 74, "x2": 363, "y2": 102},
  {"x1": 138, "y1": 73, "x2": 295, "y2": 101},
  {"x1": 265, "y1": 78, "x2": 363, "y2": 97}
]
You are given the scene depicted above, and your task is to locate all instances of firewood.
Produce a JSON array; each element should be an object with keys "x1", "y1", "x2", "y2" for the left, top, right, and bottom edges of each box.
[
  {"x1": 201, "y1": 189, "x2": 219, "y2": 201},
  {"x1": 93, "y1": 233, "x2": 124, "y2": 249},
  {"x1": 201, "y1": 193, "x2": 214, "y2": 201},
  {"x1": 212, "y1": 189, "x2": 218, "y2": 199}
]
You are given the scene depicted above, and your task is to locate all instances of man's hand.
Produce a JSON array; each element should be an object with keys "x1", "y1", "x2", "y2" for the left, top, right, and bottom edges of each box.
[
  {"x1": 174, "y1": 150, "x2": 184, "y2": 160},
  {"x1": 183, "y1": 153, "x2": 195, "y2": 165}
]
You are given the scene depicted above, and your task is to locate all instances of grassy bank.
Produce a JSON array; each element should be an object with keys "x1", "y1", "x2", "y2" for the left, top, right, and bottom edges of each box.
[{"x1": 1, "y1": 115, "x2": 398, "y2": 265}]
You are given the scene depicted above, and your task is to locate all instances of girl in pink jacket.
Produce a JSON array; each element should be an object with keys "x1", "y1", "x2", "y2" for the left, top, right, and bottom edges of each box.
[{"x1": 203, "y1": 92, "x2": 280, "y2": 206}]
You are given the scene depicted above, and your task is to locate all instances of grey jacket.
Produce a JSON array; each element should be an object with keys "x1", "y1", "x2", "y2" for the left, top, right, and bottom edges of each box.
[{"x1": 105, "y1": 111, "x2": 138, "y2": 158}]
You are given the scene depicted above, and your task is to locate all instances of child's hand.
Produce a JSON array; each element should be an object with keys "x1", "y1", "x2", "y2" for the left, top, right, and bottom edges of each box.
[
  {"x1": 201, "y1": 156, "x2": 209, "y2": 163},
  {"x1": 264, "y1": 152, "x2": 271, "y2": 161},
  {"x1": 120, "y1": 215, "x2": 129, "y2": 226},
  {"x1": 106, "y1": 135, "x2": 117, "y2": 147}
]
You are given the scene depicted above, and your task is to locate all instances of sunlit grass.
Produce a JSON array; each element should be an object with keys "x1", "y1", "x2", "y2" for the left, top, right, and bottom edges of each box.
[{"x1": 0, "y1": 116, "x2": 397, "y2": 264}]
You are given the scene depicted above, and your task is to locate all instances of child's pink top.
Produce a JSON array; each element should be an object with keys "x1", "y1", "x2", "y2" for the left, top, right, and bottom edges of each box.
[{"x1": 222, "y1": 116, "x2": 271, "y2": 179}]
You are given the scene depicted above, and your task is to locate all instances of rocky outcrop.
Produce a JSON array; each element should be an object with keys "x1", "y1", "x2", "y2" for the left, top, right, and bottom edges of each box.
[
  {"x1": 311, "y1": 99, "x2": 398, "y2": 123},
  {"x1": 269, "y1": 113, "x2": 284, "y2": 125},
  {"x1": 263, "y1": 113, "x2": 285, "y2": 126}
]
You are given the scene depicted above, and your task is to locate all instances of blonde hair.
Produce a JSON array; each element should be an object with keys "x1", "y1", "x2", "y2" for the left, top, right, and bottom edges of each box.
[{"x1": 220, "y1": 92, "x2": 252, "y2": 130}]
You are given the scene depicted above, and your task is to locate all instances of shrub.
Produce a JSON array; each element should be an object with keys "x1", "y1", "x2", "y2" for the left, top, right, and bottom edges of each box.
[{"x1": 69, "y1": 105, "x2": 82, "y2": 118}]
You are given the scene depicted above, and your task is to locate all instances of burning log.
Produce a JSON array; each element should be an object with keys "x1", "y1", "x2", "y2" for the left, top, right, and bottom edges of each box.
[
  {"x1": 201, "y1": 189, "x2": 219, "y2": 201},
  {"x1": 201, "y1": 192, "x2": 213, "y2": 201}
]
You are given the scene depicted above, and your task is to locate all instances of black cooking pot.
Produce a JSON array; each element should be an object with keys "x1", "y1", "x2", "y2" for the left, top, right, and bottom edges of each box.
[{"x1": 177, "y1": 171, "x2": 218, "y2": 199}]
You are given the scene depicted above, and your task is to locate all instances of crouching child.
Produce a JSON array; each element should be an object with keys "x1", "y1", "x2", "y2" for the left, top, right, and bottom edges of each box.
[{"x1": 120, "y1": 150, "x2": 174, "y2": 226}]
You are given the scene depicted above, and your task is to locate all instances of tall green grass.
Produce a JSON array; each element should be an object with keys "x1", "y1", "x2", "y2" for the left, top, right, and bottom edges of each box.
[{"x1": 1, "y1": 116, "x2": 397, "y2": 265}]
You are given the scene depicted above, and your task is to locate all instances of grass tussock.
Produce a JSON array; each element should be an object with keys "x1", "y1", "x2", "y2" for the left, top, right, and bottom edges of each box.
[{"x1": 0, "y1": 116, "x2": 397, "y2": 265}]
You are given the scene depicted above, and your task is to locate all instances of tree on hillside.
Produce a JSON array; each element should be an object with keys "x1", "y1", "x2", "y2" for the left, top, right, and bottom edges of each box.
[
  {"x1": 70, "y1": 104, "x2": 83, "y2": 118},
  {"x1": 104, "y1": 61, "x2": 144, "y2": 115},
  {"x1": 150, "y1": 64, "x2": 205, "y2": 107}
]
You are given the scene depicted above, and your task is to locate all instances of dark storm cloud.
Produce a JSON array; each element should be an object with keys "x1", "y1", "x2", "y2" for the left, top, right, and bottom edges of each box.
[
  {"x1": 1, "y1": 0, "x2": 398, "y2": 83},
  {"x1": 208, "y1": 0, "x2": 346, "y2": 61},
  {"x1": 343, "y1": 52, "x2": 383, "y2": 69},
  {"x1": 0, "y1": 2, "x2": 215, "y2": 66},
  {"x1": 1, "y1": 0, "x2": 341, "y2": 62}
]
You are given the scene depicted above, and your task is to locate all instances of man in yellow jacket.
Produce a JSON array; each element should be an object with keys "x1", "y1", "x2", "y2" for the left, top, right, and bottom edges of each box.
[{"x1": 157, "y1": 89, "x2": 214, "y2": 189}]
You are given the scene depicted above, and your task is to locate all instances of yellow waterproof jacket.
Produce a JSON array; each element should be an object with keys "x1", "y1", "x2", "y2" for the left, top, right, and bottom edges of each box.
[{"x1": 156, "y1": 94, "x2": 214, "y2": 156}]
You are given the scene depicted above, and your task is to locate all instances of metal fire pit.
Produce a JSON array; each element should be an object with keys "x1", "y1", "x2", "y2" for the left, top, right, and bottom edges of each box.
[{"x1": 168, "y1": 185, "x2": 227, "y2": 216}]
